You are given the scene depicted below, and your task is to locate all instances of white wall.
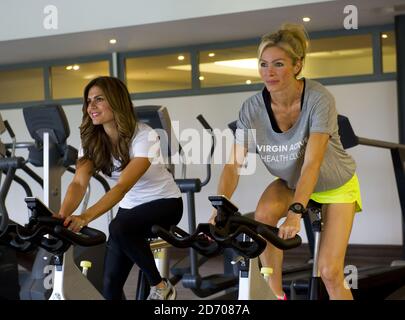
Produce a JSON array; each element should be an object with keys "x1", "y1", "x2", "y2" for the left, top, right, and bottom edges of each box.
[
  {"x1": 0, "y1": 80, "x2": 401, "y2": 245},
  {"x1": 328, "y1": 82, "x2": 401, "y2": 245},
  {"x1": 0, "y1": 0, "x2": 330, "y2": 42}
]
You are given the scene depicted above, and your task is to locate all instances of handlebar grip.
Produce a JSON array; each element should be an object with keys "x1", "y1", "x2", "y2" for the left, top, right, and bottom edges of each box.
[
  {"x1": 0, "y1": 157, "x2": 25, "y2": 170},
  {"x1": 53, "y1": 225, "x2": 106, "y2": 247},
  {"x1": 228, "y1": 215, "x2": 302, "y2": 250},
  {"x1": 196, "y1": 115, "x2": 213, "y2": 131},
  {"x1": 152, "y1": 225, "x2": 190, "y2": 248},
  {"x1": 4, "y1": 120, "x2": 15, "y2": 138},
  {"x1": 152, "y1": 224, "x2": 221, "y2": 257},
  {"x1": 257, "y1": 225, "x2": 301, "y2": 250}
]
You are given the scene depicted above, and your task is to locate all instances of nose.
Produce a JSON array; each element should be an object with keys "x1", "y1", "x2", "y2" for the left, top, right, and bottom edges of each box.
[
  {"x1": 87, "y1": 99, "x2": 96, "y2": 109},
  {"x1": 261, "y1": 66, "x2": 275, "y2": 77}
]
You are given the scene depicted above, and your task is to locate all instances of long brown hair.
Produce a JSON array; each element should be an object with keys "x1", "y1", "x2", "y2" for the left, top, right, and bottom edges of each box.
[{"x1": 80, "y1": 76, "x2": 137, "y2": 176}]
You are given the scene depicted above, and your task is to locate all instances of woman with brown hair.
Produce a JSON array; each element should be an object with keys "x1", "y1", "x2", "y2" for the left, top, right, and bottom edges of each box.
[{"x1": 60, "y1": 76, "x2": 182, "y2": 300}]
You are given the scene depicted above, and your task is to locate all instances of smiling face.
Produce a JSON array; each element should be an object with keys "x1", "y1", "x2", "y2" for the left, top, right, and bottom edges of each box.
[
  {"x1": 86, "y1": 86, "x2": 115, "y2": 126},
  {"x1": 259, "y1": 46, "x2": 302, "y2": 93}
]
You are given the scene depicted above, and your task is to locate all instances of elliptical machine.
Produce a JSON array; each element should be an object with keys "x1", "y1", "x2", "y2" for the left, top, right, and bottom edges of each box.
[
  {"x1": 171, "y1": 115, "x2": 239, "y2": 298},
  {"x1": 133, "y1": 106, "x2": 239, "y2": 299}
]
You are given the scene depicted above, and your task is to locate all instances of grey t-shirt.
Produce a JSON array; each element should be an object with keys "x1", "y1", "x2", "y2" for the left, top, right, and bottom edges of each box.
[{"x1": 235, "y1": 78, "x2": 356, "y2": 192}]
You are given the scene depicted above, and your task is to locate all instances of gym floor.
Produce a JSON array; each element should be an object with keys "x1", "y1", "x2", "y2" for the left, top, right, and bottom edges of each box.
[{"x1": 123, "y1": 244, "x2": 403, "y2": 300}]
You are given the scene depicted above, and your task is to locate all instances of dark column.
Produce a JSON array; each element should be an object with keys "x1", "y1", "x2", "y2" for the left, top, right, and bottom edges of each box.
[
  {"x1": 395, "y1": 15, "x2": 405, "y2": 258},
  {"x1": 395, "y1": 15, "x2": 405, "y2": 143}
]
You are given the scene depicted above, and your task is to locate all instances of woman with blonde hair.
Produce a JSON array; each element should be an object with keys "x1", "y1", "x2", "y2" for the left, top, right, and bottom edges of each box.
[{"x1": 210, "y1": 24, "x2": 361, "y2": 300}]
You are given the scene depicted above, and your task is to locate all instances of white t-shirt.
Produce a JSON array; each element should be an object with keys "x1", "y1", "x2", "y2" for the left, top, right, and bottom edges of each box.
[{"x1": 79, "y1": 122, "x2": 181, "y2": 209}]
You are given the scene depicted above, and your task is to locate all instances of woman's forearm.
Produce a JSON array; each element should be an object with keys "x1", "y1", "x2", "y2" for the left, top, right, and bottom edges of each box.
[
  {"x1": 209, "y1": 164, "x2": 240, "y2": 221},
  {"x1": 293, "y1": 163, "x2": 321, "y2": 208},
  {"x1": 293, "y1": 132, "x2": 329, "y2": 209},
  {"x1": 81, "y1": 184, "x2": 127, "y2": 223},
  {"x1": 59, "y1": 182, "x2": 88, "y2": 218},
  {"x1": 217, "y1": 163, "x2": 240, "y2": 198}
]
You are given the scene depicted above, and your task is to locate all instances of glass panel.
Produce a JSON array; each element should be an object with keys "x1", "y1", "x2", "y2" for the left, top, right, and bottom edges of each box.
[
  {"x1": 126, "y1": 53, "x2": 191, "y2": 93},
  {"x1": 0, "y1": 68, "x2": 44, "y2": 104},
  {"x1": 51, "y1": 61, "x2": 110, "y2": 99},
  {"x1": 382, "y1": 31, "x2": 396, "y2": 73},
  {"x1": 302, "y1": 34, "x2": 373, "y2": 78},
  {"x1": 199, "y1": 46, "x2": 261, "y2": 88}
]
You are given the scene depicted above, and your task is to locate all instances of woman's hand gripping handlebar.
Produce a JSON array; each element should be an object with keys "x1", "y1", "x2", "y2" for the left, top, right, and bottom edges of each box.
[{"x1": 17, "y1": 197, "x2": 106, "y2": 253}]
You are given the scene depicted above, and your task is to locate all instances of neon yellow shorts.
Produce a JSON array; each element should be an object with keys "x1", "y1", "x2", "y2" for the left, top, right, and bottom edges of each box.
[{"x1": 310, "y1": 174, "x2": 362, "y2": 212}]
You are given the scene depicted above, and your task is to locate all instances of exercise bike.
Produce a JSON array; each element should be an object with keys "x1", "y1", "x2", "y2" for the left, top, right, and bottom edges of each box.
[
  {"x1": 152, "y1": 195, "x2": 302, "y2": 300},
  {"x1": 1, "y1": 196, "x2": 106, "y2": 300},
  {"x1": 0, "y1": 105, "x2": 111, "y2": 299}
]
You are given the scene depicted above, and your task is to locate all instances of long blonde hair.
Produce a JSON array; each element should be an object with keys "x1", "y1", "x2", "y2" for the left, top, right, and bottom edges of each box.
[{"x1": 80, "y1": 76, "x2": 137, "y2": 176}]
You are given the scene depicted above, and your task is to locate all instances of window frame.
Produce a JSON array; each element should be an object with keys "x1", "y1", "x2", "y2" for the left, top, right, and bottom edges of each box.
[
  {"x1": 0, "y1": 54, "x2": 112, "y2": 110},
  {"x1": 0, "y1": 24, "x2": 396, "y2": 109}
]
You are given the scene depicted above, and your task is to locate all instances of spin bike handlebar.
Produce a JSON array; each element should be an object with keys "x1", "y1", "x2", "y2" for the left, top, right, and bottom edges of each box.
[
  {"x1": 14, "y1": 197, "x2": 106, "y2": 253},
  {"x1": 153, "y1": 224, "x2": 223, "y2": 256},
  {"x1": 53, "y1": 224, "x2": 106, "y2": 247},
  {"x1": 152, "y1": 195, "x2": 301, "y2": 259}
]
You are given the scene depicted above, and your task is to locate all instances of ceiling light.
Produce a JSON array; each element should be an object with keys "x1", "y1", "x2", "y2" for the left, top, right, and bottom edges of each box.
[
  {"x1": 109, "y1": 38, "x2": 117, "y2": 44},
  {"x1": 199, "y1": 76, "x2": 205, "y2": 81},
  {"x1": 66, "y1": 65, "x2": 73, "y2": 70},
  {"x1": 72, "y1": 65, "x2": 80, "y2": 71},
  {"x1": 245, "y1": 80, "x2": 252, "y2": 85},
  {"x1": 208, "y1": 53, "x2": 215, "y2": 57},
  {"x1": 177, "y1": 55, "x2": 185, "y2": 61},
  {"x1": 302, "y1": 17, "x2": 311, "y2": 22},
  {"x1": 381, "y1": 33, "x2": 388, "y2": 39}
]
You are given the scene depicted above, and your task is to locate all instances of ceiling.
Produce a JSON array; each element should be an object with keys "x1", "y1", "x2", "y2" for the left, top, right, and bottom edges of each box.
[{"x1": 0, "y1": 0, "x2": 404, "y2": 65}]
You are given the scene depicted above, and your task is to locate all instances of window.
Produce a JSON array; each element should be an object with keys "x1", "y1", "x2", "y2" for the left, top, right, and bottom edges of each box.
[
  {"x1": 302, "y1": 34, "x2": 373, "y2": 78},
  {"x1": 126, "y1": 53, "x2": 191, "y2": 93},
  {"x1": 0, "y1": 26, "x2": 396, "y2": 106},
  {"x1": 199, "y1": 46, "x2": 261, "y2": 88},
  {"x1": 381, "y1": 31, "x2": 396, "y2": 73},
  {"x1": 0, "y1": 68, "x2": 44, "y2": 104},
  {"x1": 51, "y1": 61, "x2": 110, "y2": 99}
]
